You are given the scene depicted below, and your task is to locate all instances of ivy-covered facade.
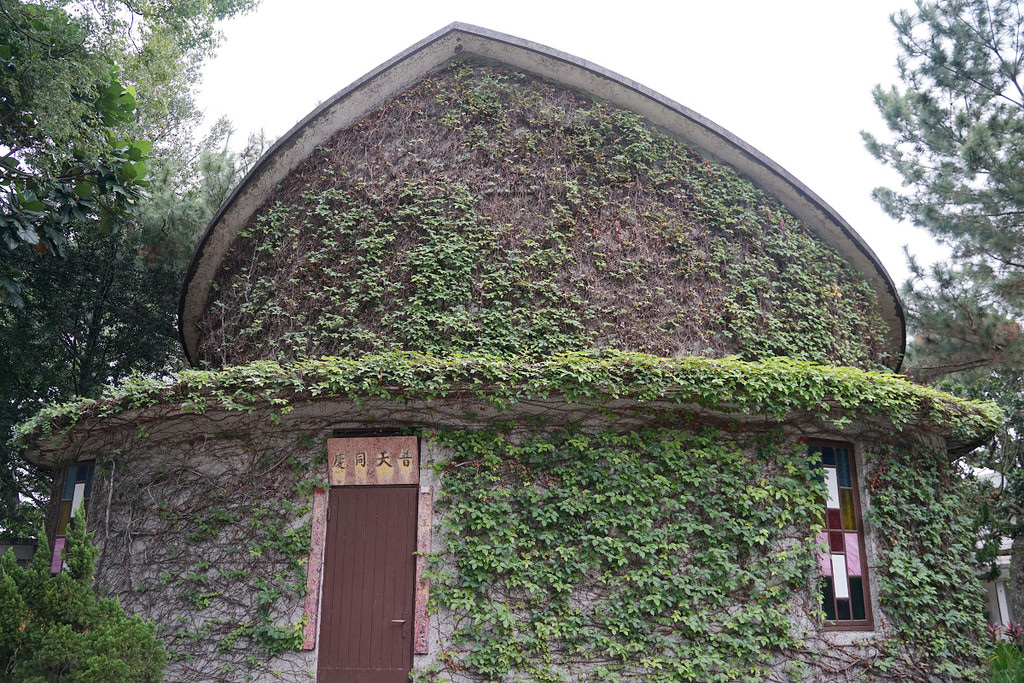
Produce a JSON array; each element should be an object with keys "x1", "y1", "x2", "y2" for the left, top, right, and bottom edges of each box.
[
  {"x1": 19, "y1": 24, "x2": 998, "y2": 682},
  {"x1": 194, "y1": 61, "x2": 892, "y2": 370}
]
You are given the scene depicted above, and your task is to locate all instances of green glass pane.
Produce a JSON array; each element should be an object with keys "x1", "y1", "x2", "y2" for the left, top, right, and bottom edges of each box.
[
  {"x1": 822, "y1": 576, "x2": 836, "y2": 620},
  {"x1": 850, "y1": 577, "x2": 866, "y2": 620},
  {"x1": 840, "y1": 489, "x2": 856, "y2": 529},
  {"x1": 836, "y1": 448, "x2": 851, "y2": 487}
]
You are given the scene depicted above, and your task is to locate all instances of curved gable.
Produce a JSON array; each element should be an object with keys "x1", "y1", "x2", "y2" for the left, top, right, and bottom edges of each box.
[{"x1": 179, "y1": 23, "x2": 904, "y2": 369}]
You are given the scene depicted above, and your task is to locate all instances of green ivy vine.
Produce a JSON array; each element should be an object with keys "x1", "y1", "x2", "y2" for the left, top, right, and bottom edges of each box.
[
  {"x1": 15, "y1": 351, "x2": 1000, "y2": 450},
  {"x1": 428, "y1": 427, "x2": 822, "y2": 682},
  {"x1": 88, "y1": 435, "x2": 323, "y2": 680},
  {"x1": 423, "y1": 425, "x2": 991, "y2": 681},
  {"x1": 864, "y1": 444, "x2": 989, "y2": 680},
  {"x1": 12, "y1": 42, "x2": 996, "y2": 683},
  {"x1": 14, "y1": 352, "x2": 998, "y2": 680},
  {"x1": 198, "y1": 61, "x2": 891, "y2": 370}
]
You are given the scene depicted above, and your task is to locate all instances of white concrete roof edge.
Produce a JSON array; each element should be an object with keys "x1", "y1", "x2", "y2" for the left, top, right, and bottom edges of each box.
[{"x1": 178, "y1": 22, "x2": 905, "y2": 369}]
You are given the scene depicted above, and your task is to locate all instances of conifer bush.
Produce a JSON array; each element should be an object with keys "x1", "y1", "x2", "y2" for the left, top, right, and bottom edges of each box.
[{"x1": 0, "y1": 519, "x2": 166, "y2": 682}]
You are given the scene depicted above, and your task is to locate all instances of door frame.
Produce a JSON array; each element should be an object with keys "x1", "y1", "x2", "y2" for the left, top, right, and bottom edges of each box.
[{"x1": 307, "y1": 436, "x2": 432, "y2": 681}]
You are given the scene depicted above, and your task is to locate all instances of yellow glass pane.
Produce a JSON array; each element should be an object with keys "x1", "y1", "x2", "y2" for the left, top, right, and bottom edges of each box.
[
  {"x1": 56, "y1": 501, "x2": 71, "y2": 535},
  {"x1": 840, "y1": 489, "x2": 856, "y2": 529}
]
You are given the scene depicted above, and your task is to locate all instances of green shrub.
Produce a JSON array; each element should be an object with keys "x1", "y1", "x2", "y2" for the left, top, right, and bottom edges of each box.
[
  {"x1": 991, "y1": 641, "x2": 1024, "y2": 682},
  {"x1": 0, "y1": 519, "x2": 167, "y2": 682}
]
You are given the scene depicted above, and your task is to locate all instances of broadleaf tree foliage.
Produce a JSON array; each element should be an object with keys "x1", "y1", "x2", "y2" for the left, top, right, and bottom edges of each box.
[
  {"x1": 864, "y1": 0, "x2": 1024, "y2": 613},
  {"x1": 0, "y1": 1, "x2": 155, "y2": 304},
  {"x1": 0, "y1": 138, "x2": 264, "y2": 539},
  {"x1": 0, "y1": 0, "x2": 260, "y2": 303},
  {"x1": 0, "y1": 0, "x2": 263, "y2": 538}
]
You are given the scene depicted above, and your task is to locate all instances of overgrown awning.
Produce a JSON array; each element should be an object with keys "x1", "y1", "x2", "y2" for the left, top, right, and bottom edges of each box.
[{"x1": 16, "y1": 352, "x2": 1000, "y2": 466}]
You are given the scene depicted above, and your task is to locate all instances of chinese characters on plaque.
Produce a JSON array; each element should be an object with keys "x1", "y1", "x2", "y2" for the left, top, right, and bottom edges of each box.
[{"x1": 328, "y1": 436, "x2": 418, "y2": 486}]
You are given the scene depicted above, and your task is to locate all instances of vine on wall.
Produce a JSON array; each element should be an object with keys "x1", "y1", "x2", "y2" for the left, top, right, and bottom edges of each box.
[
  {"x1": 15, "y1": 351, "x2": 1001, "y2": 450},
  {"x1": 428, "y1": 427, "x2": 823, "y2": 682},
  {"x1": 865, "y1": 444, "x2": 989, "y2": 681},
  {"x1": 89, "y1": 428, "x2": 323, "y2": 680},
  {"x1": 16, "y1": 354, "x2": 998, "y2": 681},
  {"x1": 14, "y1": 39, "x2": 993, "y2": 682},
  {"x1": 423, "y1": 426, "x2": 990, "y2": 682},
  {"x1": 199, "y1": 61, "x2": 891, "y2": 369}
]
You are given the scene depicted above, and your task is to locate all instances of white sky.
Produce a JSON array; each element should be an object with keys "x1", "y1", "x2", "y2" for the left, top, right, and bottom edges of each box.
[{"x1": 198, "y1": 0, "x2": 939, "y2": 286}]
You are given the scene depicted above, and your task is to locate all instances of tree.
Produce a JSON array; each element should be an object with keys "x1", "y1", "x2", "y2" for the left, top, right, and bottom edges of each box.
[
  {"x1": 0, "y1": 134, "x2": 263, "y2": 538},
  {"x1": 863, "y1": 0, "x2": 1024, "y2": 615},
  {"x1": 0, "y1": 0, "x2": 262, "y2": 536},
  {"x1": 0, "y1": 1, "x2": 154, "y2": 304},
  {"x1": 0, "y1": 515, "x2": 167, "y2": 681},
  {"x1": 0, "y1": 0, "x2": 258, "y2": 304}
]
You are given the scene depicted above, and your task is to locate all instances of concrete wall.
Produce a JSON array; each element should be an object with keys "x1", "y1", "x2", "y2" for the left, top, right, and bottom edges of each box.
[{"x1": 54, "y1": 397, "x2": 958, "y2": 681}]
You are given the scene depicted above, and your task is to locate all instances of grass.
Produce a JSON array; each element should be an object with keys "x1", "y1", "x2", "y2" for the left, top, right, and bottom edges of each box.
[{"x1": 991, "y1": 642, "x2": 1024, "y2": 682}]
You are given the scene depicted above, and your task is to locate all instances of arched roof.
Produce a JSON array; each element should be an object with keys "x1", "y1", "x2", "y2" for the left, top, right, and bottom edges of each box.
[{"x1": 179, "y1": 23, "x2": 905, "y2": 370}]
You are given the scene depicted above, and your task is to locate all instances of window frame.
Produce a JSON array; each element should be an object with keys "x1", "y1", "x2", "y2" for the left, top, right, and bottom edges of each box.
[
  {"x1": 809, "y1": 439, "x2": 873, "y2": 632},
  {"x1": 50, "y1": 461, "x2": 95, "y2": 573}
]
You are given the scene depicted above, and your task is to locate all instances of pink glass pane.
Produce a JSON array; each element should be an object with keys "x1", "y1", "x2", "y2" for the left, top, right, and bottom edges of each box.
[
  {"x1": 816, "y1": 532, "x2": 831, "y2": 575},
  {"x1": 845, "y1": 533, "x2": 861, "y2": 576},
  {"x1": 50, "y1": 537, "x2": 66, "y2": 574}
]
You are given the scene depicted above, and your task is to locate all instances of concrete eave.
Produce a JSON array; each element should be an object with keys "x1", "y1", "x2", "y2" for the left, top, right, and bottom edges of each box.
[
  {"x1": 26, "y1": 392, "x2": 953, "y2": 469},
  {"x1": 178, "y1": 22, "x2": 906, "y2": 370}
]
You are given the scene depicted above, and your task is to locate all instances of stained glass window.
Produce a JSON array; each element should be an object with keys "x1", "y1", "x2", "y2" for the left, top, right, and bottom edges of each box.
[
  {"x1": 810, "y1": 443, "x2": 871, "y2": 628},
  {"x1": 50, "y1": 462, "x2": 94, "y2": 573}
]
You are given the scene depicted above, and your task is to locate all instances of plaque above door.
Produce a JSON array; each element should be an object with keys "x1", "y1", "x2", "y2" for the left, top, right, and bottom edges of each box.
[{"x1": 327, "y1": 436, "x2": 418, "y2": 486}]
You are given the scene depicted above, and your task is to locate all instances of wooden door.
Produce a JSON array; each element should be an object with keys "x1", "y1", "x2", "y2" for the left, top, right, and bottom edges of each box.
[{"x1": 318, "y1": 486, "x2": 418, "y2": 683}]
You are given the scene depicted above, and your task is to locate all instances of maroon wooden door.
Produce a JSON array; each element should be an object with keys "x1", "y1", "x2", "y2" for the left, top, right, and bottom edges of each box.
[{"x1": 318, "y1": 486, "x2": 418, "y2": 683}]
